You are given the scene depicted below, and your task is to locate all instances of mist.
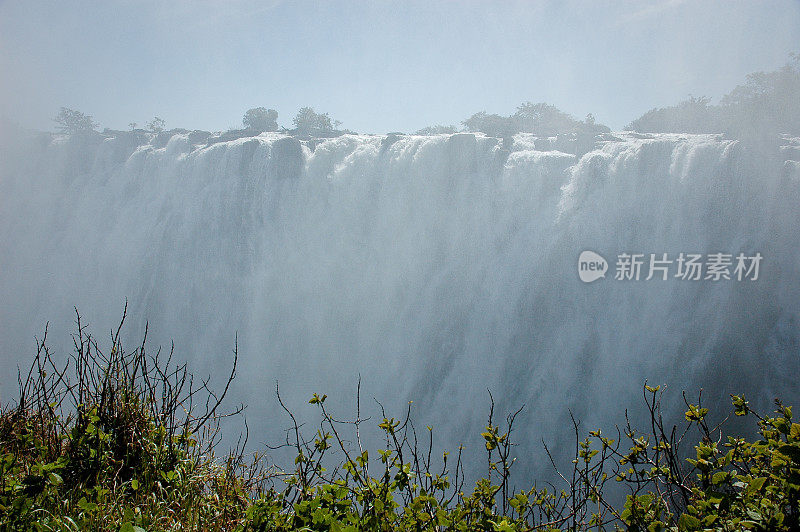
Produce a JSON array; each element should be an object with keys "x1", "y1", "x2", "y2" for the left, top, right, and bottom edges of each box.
[
  {"x1": 1, "y1": 1, "x2": 800, "y2": 487},
  {"x1": 2, "y1": 1, "x2": 799, "y2": 133}
]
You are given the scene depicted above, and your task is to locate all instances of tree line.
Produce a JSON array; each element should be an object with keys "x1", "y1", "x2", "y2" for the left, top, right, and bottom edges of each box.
[
  {"x1": 53, "y1": 106, "x2": 345, "y2": 137},
  {"x1": 625, "y1": 55, "x2": 800, "y2": 137},
  {"x1": 52, "y1": 102, "x2": 614, "y2": 140},
  {"x1": 51, "y1": 54, "x2": 800, "y2": 141}
]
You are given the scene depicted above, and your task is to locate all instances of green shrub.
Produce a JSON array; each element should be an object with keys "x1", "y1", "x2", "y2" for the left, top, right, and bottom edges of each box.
[{"x1": 1, "y1": 310, "x2": 799, "y2": 530}]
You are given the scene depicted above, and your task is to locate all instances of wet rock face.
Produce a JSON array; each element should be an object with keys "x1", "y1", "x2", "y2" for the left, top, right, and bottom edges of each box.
[
  {"x1": 380, "y1": 133, "x2": 403, "y2": 154},
  {"x1": 187, "y1": 130, "x2": 211, "y2": 146},
  {"x1": 239, "y1": 139, "x2": 260, "y2": 175},
  {"x1": 270, "y1": 136, "x2": 303, "y2": 180},
  {"x1": 445, "y1": 133, "x2": 478, "y2": 175}
]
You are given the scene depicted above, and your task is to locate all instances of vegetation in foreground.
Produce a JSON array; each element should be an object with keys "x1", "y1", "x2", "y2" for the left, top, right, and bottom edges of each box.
[{"x1": 1, "y1": 311, "x2": 799, "y2": 531}]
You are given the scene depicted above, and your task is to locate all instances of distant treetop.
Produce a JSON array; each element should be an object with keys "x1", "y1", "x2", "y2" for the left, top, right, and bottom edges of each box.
[
  {"x1": 243, "y1": 107, "x2": 279, "y2": 132},
  {"x1": 147, "y1": 117, "x2": 166, "y2": 133},
  {"x1": 414, "y1": 124, "x2": 459, "y2": 135},
  {"x1": 53, "y1": 107, "x2": 98, "y2": 135},
  {"x1": 292, "y1": 107, "x2": 341, "y2": 136},
  {"x1": 462, "y1": 102, "x2": 610, "y2": 138},
  {"x1": 626, "y1": 55, "x2": 800, "y2": 137}
]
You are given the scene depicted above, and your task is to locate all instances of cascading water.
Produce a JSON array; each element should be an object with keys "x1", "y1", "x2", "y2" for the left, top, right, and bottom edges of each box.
[{"x1": 1, "y1": 125, "x2": 799, "y2": 481}]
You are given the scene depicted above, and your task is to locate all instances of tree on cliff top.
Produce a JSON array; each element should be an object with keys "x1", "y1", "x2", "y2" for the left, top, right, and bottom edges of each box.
[
  {"x1": 462, "y1": 102, "x2": 609, "y2": 138},
  {"x1": 53, "y1": 107, "x2": 98, "y2": 134},
  {"x1": 626, "y1": 55, "x2": 800, "y2": 136},
  {"x1": 292, "y1": 107, "x2": 339, "y2": 136},
  {"x1": 243, "y1": 107, "x2": 279, "y2": 132}
]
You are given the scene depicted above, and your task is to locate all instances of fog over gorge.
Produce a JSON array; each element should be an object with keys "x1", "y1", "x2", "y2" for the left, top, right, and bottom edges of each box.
[{"x1": 1, "y1": 0, "x2": 800, "y2": 495}]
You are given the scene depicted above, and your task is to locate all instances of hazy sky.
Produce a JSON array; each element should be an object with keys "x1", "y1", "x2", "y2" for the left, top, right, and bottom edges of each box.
[{"x1": 1, "y1": 0, "x2": 799, "y2": 134}]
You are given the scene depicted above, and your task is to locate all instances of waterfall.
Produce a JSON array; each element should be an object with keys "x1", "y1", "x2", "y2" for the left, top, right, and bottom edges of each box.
[{"x1": 1, "y1": 127, "x2": 798, "y2": 480}]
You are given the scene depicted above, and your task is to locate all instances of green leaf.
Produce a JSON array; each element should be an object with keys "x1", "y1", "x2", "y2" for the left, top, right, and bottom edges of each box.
[
  {"x1": 309, "y1": 393, "x2": 327, "y2": 404},
  {"x1": 779, "y1": 443, "x2": 800, "y2": 463},
  {"x1": 731, "y1": 394, "x2": 750, "y2": 416},
  {"x1": 749, "y1": 476, "x2": 767, "y2": 492},
  {"x1": 774, "y1": 418, "x2": 791, "y2": 434},
  {"x1": 685, "y1": 405, "x2": 709, "y2": 422},
  {"x1": 678, "y1": 513, "x2": 702, "y2": 530},
  {"x1": 711, "y1": 471, "x2": 729, "y2": 485}
]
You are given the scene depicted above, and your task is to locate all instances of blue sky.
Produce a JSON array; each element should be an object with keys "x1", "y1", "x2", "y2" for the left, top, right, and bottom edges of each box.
[{"x1": 1, "y1": 0, "x2": 799, "y2": 133}]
